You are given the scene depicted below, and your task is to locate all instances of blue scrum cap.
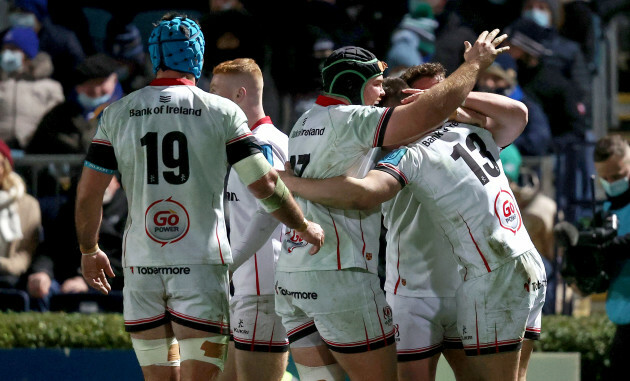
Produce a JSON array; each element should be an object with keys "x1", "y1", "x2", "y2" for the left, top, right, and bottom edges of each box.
[
  {"x1": 321, "y1": 46, "x2": 387, "y2": 105},
  {"x1": 148, "y1": 16, "x2": 205, "y2": 79}
]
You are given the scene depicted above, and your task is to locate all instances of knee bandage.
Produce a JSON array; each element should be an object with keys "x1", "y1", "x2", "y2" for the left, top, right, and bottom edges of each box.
[
  {"x1": 131, "y1": 337, "x2": 180, "y2": 367},
  {"x1": 178, "y1": 336, "x2": 229, "y2": 371},
  {"x1": 295, "y1": 363, "x2": 346, "y2": 381}
]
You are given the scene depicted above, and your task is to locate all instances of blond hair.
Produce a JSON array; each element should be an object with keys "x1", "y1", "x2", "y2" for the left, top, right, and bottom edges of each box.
[{"x1": 212, "y1": 58, "x2": 262, "y2": 79}]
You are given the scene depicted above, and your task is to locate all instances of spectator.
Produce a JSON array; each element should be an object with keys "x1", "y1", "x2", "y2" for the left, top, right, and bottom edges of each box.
[
  {"x1": 429, "y1": 0, "x2": 478, "y2": 76},
  {"x1": 0, "y1": 26, "x2": 63, "y2": 150},
  {"x1": 385, "y1": 2, "x2": 437, "y2": 72},
  {"x1": 475, "y1": 53, "x2": 553, "y2": 156},
  {"x1": 518, "y1": 2, "x2": 593, "y2": 115},
  {"x1": 103, "y1": 19, "x2": 151, "y2": 94},
  {"x1": 7, "y1": 0, "x2": 86, "y2": 96},
  {"x1": 26, "y1": 53, "x2": 123, "y2": 154},
  {"x1": 0, "y1": 140, "x2": 41, "y2": 289},
  {"x1": 505, "y1": 19, "x2": 595, "y2": 223},
  {"x1": 200, "y1": 0, "x2": 266, "y2": 81},
  {"x1": 27, "y1": 175, "x2": 126, "y2": 310}
]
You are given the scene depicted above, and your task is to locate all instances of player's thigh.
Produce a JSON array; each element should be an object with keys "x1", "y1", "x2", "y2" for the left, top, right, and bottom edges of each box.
[
  {"x1": 330, "y1": 341, "x2": 398, "y2": 381},
  {"x1": 165, "y1": 264, "x2": 231, "y2": 335},
  {"x1": 216, "y1": 342, "x2": 236, "y2": 381},
  {"x1": 456, "y1": 251, "x2": 546, "y2": 356},
  {"x1": 230, "y1": 294, "x2": 289, "y2": 352},
  {"x1": 442, "y1": 349, "x2": 471, "y2": 381},
  {"x1": 387, "y1": 293, "x2": 458, "y2": 362},
  {"x1": 465, "y1": 351, "x2": 520, "y2": 381},
  {"x1": 235, "y1": 349, "x2": 289, "y2": 381},
  {"x1": 276, "y1": 269, "x2": 395, "y2": 351},
  {"x1": 396, "y1": 352, "x2": 441, "y2": 381}
]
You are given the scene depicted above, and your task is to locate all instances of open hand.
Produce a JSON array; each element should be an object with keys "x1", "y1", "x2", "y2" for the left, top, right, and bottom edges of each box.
[
  {"x1": 81, "y1": 250, "x2": 115, "y2": 295},
  {"x1": 464, "y1": 29, "x2": 509, "y2": 71}
]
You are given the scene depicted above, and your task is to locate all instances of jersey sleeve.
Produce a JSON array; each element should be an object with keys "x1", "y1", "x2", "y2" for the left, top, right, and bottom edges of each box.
[
  {"x1": 333, "y1": 106, "x2": 393, "y2": 150},
  {"x1": 84, "y1": 113, "x2": 117, "y2": 174},
  {"x1": 224, "y1": 106, "x2": 261, "y2": 166},
  {"x1": 375, "y1": 146, "x2": 420, "y2": 188}
]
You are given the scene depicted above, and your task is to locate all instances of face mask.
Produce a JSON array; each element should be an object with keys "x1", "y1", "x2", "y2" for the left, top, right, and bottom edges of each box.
[
  {"x1": 0, "y1": 50, "x2": 24, "y2": 73},
  {"x1": 523, "y1": 9, "x2": 551, "y2": 28},
  {"x1": 600, "y1": 177, "x2": 630, "y2": 197},
  {"x1": 77, "y1": 92, "x2": 112, "y2": 110},
  {"x1": 9, "y1": 13, "x2": 37, "y2": 28}
]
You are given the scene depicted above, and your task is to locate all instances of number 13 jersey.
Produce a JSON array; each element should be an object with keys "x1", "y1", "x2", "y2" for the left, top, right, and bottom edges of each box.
[
  {"x1": 85, "y1": 78, "x2": 255, "y2": 267},
  {"x1": 376, "y1": 122, "x2": 536, "y2": 279}
]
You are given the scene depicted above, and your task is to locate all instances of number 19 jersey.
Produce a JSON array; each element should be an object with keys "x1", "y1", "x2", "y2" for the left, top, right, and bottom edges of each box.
[
  {"x1": 279, "y1": 95, "x2": 393, "y2": 273},
  {"x1": 85, "y1": 78, "x2": 254, "y2": 267},
  {"x1": 376, "y1": 122, "x2": 536, "y2": 279}
]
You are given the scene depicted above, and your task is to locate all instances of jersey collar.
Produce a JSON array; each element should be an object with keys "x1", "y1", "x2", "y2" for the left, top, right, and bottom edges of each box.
[
  {"x1": 251, "y1": 116, "x2": 272, "y2": 131},
  {"x1": 316, "y1": 95, "x2": 348, "y2": 107},
  {"x1": 150, "y1": 78, "x2": 196, "y2": 86}
]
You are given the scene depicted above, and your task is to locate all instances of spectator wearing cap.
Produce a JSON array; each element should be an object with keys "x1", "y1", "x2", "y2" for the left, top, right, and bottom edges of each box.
[
  {"x1": 519, "y1": 1, "x2": 593, "y2": 112},
  {"x1": 0, "y1": 139, "x2": 42, "y2": 290},
  {"x1": 0, "y1": 26, "x2": 64, "y2": 150},
  {"x1": 103, "y1": 19, "x2": 152, "y2": 94},
  {"x1": 25, "y1": 53, "x2": 123, "y2": 154},
  {"x1": 506, "y1": 16, "x2": 595, "y2": 224},
  {"x1": 475, "y1": 53, "x2": 553, "y2": 157},
  {"x1": 6, "y1": 0, "x2": 86, "y2": 96}
]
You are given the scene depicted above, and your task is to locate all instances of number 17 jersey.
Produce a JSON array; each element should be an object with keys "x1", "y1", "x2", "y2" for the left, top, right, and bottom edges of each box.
[{"x1": 376, "y1": 122, "x2": 536, "y2": 279}]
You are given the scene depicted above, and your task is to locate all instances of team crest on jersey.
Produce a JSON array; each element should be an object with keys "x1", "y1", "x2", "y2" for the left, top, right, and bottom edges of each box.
[
  {"x1": 284, "y1": 229, "x2": 308, "y2": 253},
  {"x1": 145, "y1": 197, "x2": 190, "y2": 246},
  {"x1": 493, "y1": 189, "x2": 522, "y2": 234},
  {"x1": 378, "y1": 148, "x2": 407, "y2": 166}
]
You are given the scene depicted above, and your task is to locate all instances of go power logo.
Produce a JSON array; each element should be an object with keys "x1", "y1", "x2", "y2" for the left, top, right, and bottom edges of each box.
[
  {"x1": 145, "y1": 197, "x2": 190, "y2": 246},
  {"x1": 494, "y1": 189, "x2": 522, "y2": 234}
]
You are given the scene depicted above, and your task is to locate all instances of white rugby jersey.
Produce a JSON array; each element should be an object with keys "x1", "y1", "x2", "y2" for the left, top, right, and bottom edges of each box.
[
  {"x1": 85, "y1": 78, "x2": 258, "y2": 267},
  {"x1": 279, "y1": 95, "x2": 393, "y2": 273},
  {"x1": 381, "y1": 187, "x2": 462, "y2": 298},
  {"x1": 376, "y1": 122, "x2": 536, "y2": 279},
  {"x1": 226, "y1": 117, "x2": 288, "y2": 296}
]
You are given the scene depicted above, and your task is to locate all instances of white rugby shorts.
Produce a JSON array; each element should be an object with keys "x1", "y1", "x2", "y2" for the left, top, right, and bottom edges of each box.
[
  {"x1": 123, "y1": 264, "x2": 230, "y2": 334},
  {"x1": 230, "y1": 294, "x2": 289, "y2": 352},
  {"x1": 456, "y1": 250, "x2": 546, "y2": 356},
  {"x1": 386, "y1": 293, "x2": 462, "y2": 361},
  {"x1": 275, "y1": 268, "x2": 395, "y2": 353}
]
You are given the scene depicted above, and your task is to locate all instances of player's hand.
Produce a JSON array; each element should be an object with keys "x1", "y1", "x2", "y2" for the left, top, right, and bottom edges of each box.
[
  {"x1": 300, "y1": 220, "x2": 325, "y2": 255},
  {"x1": 449, "y1": 107, "x2": 487, "y2": 128},
  {"x1": 27, "y1": 271, "x2": 52, "y2": 298},
  {"x1": 400, "y1": 88, "x2": 425, "y2": 105},
  {"x1": 81, "y1": 250, "x2": 115, "y2": 295},
  {"x1": 463, "y1": 29, "x2": 509, "y2": 71}
]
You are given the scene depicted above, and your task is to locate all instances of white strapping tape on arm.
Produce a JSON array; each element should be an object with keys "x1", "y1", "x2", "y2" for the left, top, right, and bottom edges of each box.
[{"x1": 232, "y1": 153, "x2": 272, "y2": 186}]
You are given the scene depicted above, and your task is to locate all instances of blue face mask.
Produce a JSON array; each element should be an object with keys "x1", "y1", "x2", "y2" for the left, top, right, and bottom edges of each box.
[
  {"x1": 9, "y1": 13, "x2": 37, "y2": 28},
  {"x1": 77, "y1": 92, "x2": 112, "y2": 110},
  {"x1": 0, "y1": 50, "x2": 24, "y2": 73},
  {"x1": 523, "y1": 9, "x2": 551, "y2": 28},
  {"x1": 600, "y1": 177, "x2": 630, "y2": 197}
]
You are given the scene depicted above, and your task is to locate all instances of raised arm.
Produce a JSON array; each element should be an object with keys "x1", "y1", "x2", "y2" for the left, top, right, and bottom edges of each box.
[
  {"x1": 383, "y1": 29, "x2": 509, "y2": 148},
  {"x1": 462, "y1": 91, "x2": 528, "y2": 147},
  {"x1": 281, "y1": 163, "x2": 402, "y2": 211}
]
